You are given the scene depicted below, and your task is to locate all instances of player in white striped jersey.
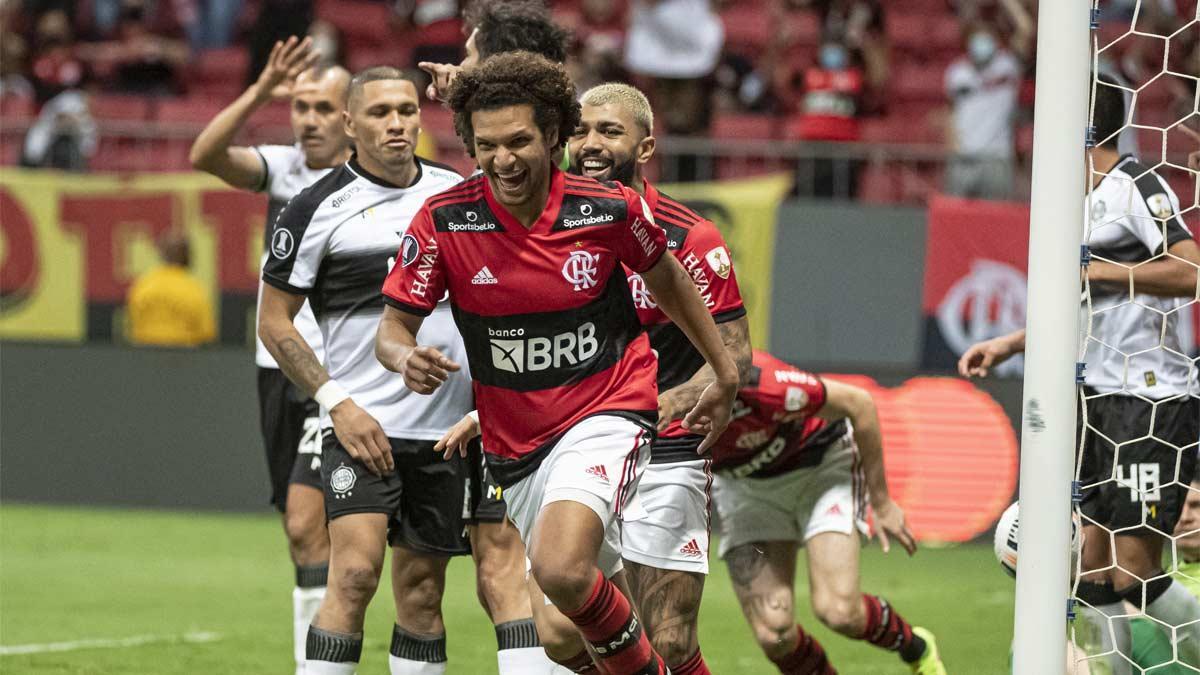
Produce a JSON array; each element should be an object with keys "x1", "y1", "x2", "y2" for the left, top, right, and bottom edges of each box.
[
  {"x1": 960, "y1": 76, "x2": 1200, "y2": 671},
  {"x1": 189, "y1": 35, "x2": 350, "y2": 674}
]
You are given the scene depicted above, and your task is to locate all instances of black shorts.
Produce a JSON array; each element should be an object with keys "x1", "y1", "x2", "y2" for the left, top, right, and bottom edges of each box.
[
  {"x1": 466, "y1": 438, "x2": 507, "y2": 524},
  {"x1": 322, "y1": 434, "x2": 471, "y2": 556},
  {"x1": 1079, "y1": 391, "x2": 1199, "y2": 534},
  {"x1": 257, "y1": 367, "x2": 323, "y2": 512}
]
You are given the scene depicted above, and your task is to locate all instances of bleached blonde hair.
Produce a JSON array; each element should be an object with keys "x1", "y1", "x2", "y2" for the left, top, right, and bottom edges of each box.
[{"x1": 579, "y1": 83, "x2": 654, "y2": 137}]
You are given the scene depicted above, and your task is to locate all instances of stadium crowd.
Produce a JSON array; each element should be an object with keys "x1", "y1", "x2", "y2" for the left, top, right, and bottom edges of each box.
[{"x1": 2, "y1": 0, "x2": 1195, "y2": 201}]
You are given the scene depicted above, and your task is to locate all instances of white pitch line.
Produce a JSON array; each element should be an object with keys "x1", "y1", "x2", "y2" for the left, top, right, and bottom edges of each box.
[{"x1": 0, "y1": 631, "x2": 221, "y2": 656}]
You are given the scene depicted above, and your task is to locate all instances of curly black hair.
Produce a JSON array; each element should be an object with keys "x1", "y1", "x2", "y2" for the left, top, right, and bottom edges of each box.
[
  {"x1": 465, "y1": 0, "x2": 568, "y2": 63},
  {"x1": 446, "y1": 51, "x2": 580, "y2": 158}
]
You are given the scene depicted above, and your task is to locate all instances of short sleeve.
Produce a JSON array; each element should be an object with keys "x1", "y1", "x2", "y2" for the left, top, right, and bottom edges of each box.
[
  {"x1": 682, "y1": 219, "x2": 745, "y2": 321},
  {"x1": 610, "y1": 186, "x2": 667, "y2": 273},
  {"x1": 749, "y1": 361, "x2": 827, "y2": 417},
  {"x1": 254, "y1": 144, "x2": 297, "y2": 196},
  {"x1": 262, "y1": 189, "x2": 332, "y2": 295},
  {"x1": 382, "y1": 207, "x2": 443, "y2": 317},
  {"x1": 1128, "y1": 175, "x2": 1193, "y2": 253}
]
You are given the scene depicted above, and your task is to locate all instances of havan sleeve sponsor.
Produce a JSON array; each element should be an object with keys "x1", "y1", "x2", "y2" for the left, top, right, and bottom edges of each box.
[{"x1": 381, "y1": 206, "x2": 444, "y2": 316}]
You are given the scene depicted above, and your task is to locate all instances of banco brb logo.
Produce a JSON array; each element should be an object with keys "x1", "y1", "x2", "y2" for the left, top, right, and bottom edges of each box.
[
  {"x1": 937, "y1": 259, "x2": 1026, "y2": 376},
  {"x1": 563, "y1": 250, "x2": 600, "y2": 291},
  {"x1": 490, "y1": 323, "x2": 599, "y2": 373}
]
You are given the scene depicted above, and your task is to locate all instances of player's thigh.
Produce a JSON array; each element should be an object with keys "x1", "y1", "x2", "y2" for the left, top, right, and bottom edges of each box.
[
  {"x1": 726, "y1": 540, "x2": 800, "y2": 635},
  {"x1": 805, "y1": 531, "x2": 864, "y2": 627},
  {"x1": 529, "y1": 500, "x2": 608, "y2": 594}
]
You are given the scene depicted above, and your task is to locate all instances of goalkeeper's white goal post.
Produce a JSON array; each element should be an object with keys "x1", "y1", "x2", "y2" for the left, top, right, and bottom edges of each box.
[{"x1": 1012, "y1": 0, "x2": 1090, "y2": 672}]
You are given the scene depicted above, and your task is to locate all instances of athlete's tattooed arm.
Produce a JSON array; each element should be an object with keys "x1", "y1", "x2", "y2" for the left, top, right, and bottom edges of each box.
[
  {"x1": 260, "y1": 284, "x2": 394, "y2": 476},
  {"x1": 259, "y1": 284, "x2": 329, "y2": 395},
  {"x1": 656, "y1": 316, "x2": 752, "y2": 434}
]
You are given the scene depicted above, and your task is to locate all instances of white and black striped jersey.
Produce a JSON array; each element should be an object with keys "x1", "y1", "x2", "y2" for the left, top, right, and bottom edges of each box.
[
  {"x1": 263, "y1": 156, "x2": 472, "y2": 439},
  {"x1": 253, "y1": 144, "x2": 327, "y2": 369},
  {"x1": 1083, "y1": 154, "x2": 1196, "y2": 399}
]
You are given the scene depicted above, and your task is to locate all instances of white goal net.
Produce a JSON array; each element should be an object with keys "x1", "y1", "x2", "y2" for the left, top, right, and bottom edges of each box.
[{"x1": 1069, "y1": 2, "x2": 1200, "y2": 673}]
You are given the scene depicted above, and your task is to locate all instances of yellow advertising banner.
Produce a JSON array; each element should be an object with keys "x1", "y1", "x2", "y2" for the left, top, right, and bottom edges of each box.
[
  {"x1": 0, "y1": 168, "x2": 788, "y2": 346},
  {"x1": 659, "y1": 173, "x2": 790, "y2": 348}
]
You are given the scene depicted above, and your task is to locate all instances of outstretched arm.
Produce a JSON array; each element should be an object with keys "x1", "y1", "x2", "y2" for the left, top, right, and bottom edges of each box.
[
  {"x1": 817, "y1": 379, "x2": 916, "y2": 555},
  {"x1": 190, "y1": 36, "x2": 316, "y2": 188},
  {"x1": 958, "y1": 329, "x2": 1026, "y2": 379},
  {"x1": 376, "y1": 305, "x2": 461, "y2": 395}
]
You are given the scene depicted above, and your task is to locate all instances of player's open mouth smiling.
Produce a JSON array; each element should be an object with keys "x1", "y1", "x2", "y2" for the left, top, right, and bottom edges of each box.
[
  {"x1": 580, "y1": 156, "x2": 611, "y2": 179},
  {"x1": 495, "y1": 170, "x2": 525, "y2": 195}
]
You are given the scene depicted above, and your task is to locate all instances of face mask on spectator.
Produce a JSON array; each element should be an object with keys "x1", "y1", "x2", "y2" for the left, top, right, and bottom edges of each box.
[
  {"x1": 819, "y1": 44, "x2": 849, "y2": 71},
  {"x1": 968, "y1": 32, "x2": 997, "y2": 65}
]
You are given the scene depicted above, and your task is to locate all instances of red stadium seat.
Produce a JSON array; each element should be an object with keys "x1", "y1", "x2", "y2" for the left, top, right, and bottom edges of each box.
[
  {"x1": 156, "y1": 97, "x2": 225, "y2": 125},
  {"x1": 320, "y1": 0, "x2": 392, "y2": 49},
  {"x1": 0, "y1": 94, "x2": 35, "y2": 122},
  {"x1": 711, "y1": 113, "x2": 778, "y2": 140},
  {"x1": 891, "y1": 62, "x2": 947, "y2": 104},
  {"x1": 888, "y1": 14, "x2": 962, "y2": 54},
  {"x1": 195, "y1": 47, "x2": 249, "y2": 87},
  {"x1": 857, "y1": 163, "x2": 898, "y2": 203},
  {"x1": 88, "y1": 94, "x2": 151, "y2": 121}
]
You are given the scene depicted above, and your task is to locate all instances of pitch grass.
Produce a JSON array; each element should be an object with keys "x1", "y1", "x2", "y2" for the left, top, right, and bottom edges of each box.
[{"x1": 1, "y1": 504, "x2": 1014, "y2": 674}]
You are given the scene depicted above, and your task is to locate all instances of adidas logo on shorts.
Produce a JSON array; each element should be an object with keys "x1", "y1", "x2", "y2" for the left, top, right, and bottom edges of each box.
[
  {"x1": 680, "y1": 539, "x2": 703, "y2": 558},
  {"x1": 585, "y1": 465, "x2": 610, "y2": 483},
  {"x1": 472, "y1": 266, "x2": 499, "y2": 285}
]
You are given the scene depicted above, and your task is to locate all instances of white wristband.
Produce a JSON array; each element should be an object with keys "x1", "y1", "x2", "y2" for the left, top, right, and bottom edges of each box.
[
  {"x1": 314, "y1": 380, "x2": 350, "y2": 411},
  {"x1": 466, "y1": 410, "x2": 479, "y2": 424}
]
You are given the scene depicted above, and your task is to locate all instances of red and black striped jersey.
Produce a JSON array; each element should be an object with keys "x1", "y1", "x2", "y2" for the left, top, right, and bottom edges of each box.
[
  {"x1": 382, "y1": 168, "x2": 668, "y2": 486},
  {"x1": 625, "y1": 180, "x2": 746, "y2": 459},
  {"x1": 711, "y1": 350, "x2": 845, "y2": 478}
]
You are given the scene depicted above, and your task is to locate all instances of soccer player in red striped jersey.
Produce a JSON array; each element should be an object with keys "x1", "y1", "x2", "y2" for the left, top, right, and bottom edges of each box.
[
  {"x1": 376, "y1": 53, "x2": 738, "y2": 675},
  {"x1": 711, "y1": 350, "x2": 946, "y2": 674},
  {"x1": 567, "y1": 83, "x2": 752, "y2": 675}
]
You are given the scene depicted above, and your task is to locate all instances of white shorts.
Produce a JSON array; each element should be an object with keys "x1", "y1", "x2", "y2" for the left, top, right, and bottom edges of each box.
[
  {"x1": 503, "y1": 414, "x2": 652, "y2": 579},
  {"x1": 621, "y1": 458, "x2": 712, "y2": 574},
  {"x1": 713, "y1": 426, "x2": 868, "y2": 558}
]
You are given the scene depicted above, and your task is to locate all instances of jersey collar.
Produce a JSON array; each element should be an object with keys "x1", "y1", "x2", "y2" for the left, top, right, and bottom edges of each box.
[
  {"x1": 483, "y1": 165, "x2": 566, "y2": 234},
  {"x1": 641, "y1": 179, "x2": 660, "y2": 213},
  {"x1": 346, "y1": 153, "x2": 423, "y2": 189}
]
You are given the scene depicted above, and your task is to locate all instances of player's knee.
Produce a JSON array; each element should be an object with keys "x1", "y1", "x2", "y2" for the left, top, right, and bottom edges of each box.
[
  {"x1": 396, "y1": 571, "x2": 444, "y2": 618},
  {"x1": 530, "y1": 555, "x2": 594, "y2": 607},
  {"x1": 812, "y1": 593, "x2": 862, "y2": 637},
  {"x1": 284, "y1": 509, "x2": 327, "y2": 560},
  {"x1": 752, "y1": 619, "x2": 799, "y2": 661},
  {"x1": 332, "y1": 562, "x2": 381, "y2": 609}
]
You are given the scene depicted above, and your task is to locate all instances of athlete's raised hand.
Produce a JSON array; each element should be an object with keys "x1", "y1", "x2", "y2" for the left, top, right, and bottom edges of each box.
[
  {"x1": 401, "y1": 345, "x2": 461, "y2": 394},
  {"x1": 435, "y1": 412, "x2": 480, "y2": 460},
  {"x1": 957, "y1": 331, "x2": 1023, "y2": 379},
  {"x1": 684, "y1": 378, "x2": 737, "y2": 454},
  {"x1": 254, "y1": 35, "x2": 318, "y2": 101},
  {"x1": 329, "y1": 400, "x2": 393, "y2": 477},
  {"x1": 418, "y1": 62, "x2": 461, "y2": 102},
  {"x1": 872, "y1": 497, "x2": 917, "y2": 556}
]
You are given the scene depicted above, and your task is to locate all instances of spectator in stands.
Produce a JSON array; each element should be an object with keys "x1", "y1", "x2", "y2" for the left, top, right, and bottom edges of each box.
[
  {"x1": 88, "y1": 0, "x2": 190, "y2": 95},
  {"x1": 801, "y1": 0, "x2": 888, "y2": 112},
  {"x1": 127, "y1": 230, "x2": 215, "y2": 347},
  {"x1": 562, "y1": 0, "x2": 627, "y2": 95},
  {"x1": 306, "y1": 19, "x2": 343, "y2": 68},
  {"x1": 788, "y1": 37, "x2": 865, "y2": 198},
  {"x1": 27, "y1": 8, "x2": 88, "y2": 104},
  {"x1": 624, "y1": 0, "x2": 723, "y2": 180},
  {"x1": 20, "y1": 88, "x2": 96, "y2": 169},
  {"x1": 183, "y1": 0, "x2": 244, "y2": 51},
  {"x1": 0, "y1": 17, "x2": 32, "y2": 99},
  {"x1": 943, "y1": 21, "x2": 1022, "y2": 200}
]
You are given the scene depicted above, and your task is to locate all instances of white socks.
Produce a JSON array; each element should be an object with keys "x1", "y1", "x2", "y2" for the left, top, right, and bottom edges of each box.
[
  {"x1": 498, "y1": 646, "x2": 561, "y2": 674},
  {"x1": 294, "y1": 585, "x2": 326, "y2": 672},
  {"x1": 388, "y1": 655, "x2": 447, "y2": 674}
]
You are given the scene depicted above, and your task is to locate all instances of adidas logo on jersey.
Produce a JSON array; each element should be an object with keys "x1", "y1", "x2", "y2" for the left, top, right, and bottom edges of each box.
[
  {"x1": 585, "y1": 465, "x2": 610, "y2": 483},
  {"x1": 472, "y1": 266, "x2": 499, "y2": 285},
  {"x1": 679, "y1": 539, "x2": 704, "y2": 558}
]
